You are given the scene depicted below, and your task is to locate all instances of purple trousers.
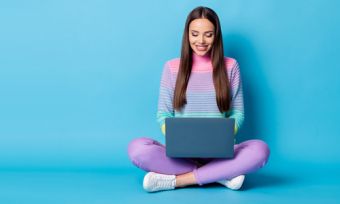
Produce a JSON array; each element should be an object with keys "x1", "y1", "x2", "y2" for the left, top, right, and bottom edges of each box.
[{"x1": 127, "y1": 137, "x2": 270, "y2": 185}]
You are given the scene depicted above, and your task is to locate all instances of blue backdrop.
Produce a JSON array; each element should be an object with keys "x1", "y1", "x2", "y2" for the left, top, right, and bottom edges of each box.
[{"x1": 0, "y1": 0, "x2": 339, "y2": 171}]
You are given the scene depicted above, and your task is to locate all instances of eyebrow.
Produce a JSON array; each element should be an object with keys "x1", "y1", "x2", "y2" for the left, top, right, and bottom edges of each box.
[{"x1": 190, "y1": 30, "x2": 214, "y2": 33}]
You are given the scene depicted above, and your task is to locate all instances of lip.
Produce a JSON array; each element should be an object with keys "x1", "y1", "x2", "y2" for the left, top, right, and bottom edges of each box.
[{"x1": 196, "y1": 45, "x2": 208, "y2": 51}]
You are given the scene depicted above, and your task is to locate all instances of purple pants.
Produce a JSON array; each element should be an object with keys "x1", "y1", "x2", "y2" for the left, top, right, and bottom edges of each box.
[{"x1": 127, "y1": 137, "x2": 270, "y2": 185}]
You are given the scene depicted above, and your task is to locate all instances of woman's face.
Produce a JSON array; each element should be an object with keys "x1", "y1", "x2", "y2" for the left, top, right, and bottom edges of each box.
[{"x1": 188, "y1": 18, "x2": 215, "y2": 56}]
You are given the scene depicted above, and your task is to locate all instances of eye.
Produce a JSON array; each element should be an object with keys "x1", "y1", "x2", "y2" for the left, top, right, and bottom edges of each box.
[
  {"x1": 191, "y1": 33, "x2": 198, "y2": 37},
  {"x1": 205, "y1": 33, "x2": 213, "y2": 38}
]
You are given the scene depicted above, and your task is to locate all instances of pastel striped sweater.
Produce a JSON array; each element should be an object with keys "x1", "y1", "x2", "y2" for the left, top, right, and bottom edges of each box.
[{"x1": 157, "y1": 52, "x2": 244, "y2": 136}]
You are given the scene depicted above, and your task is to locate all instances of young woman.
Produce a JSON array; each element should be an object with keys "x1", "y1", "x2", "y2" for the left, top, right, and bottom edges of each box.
[{"x1": 127, "y1": 6, "x2": 270, "y2": 192}]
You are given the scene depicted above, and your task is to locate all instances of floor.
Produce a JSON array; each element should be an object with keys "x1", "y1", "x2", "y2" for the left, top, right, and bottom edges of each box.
[{"x1": 0, "y1": 161, "x2": 339, "y2": 204}]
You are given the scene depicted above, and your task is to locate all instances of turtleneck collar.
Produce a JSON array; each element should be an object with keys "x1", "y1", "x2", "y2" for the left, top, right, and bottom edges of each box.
[{"x1": 192, "y1": 52, "x2": 213, "y2": 71}]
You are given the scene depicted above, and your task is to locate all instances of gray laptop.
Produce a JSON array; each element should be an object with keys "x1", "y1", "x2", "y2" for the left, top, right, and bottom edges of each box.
[{"x1": 165, "y1": 117, "x2": 235, "y2": 158}]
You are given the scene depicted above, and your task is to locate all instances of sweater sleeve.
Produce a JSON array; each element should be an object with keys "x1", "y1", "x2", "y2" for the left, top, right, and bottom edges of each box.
[
  {"x1": 156, "y1": 61, "x2": 174, "y2": 135},
  {"x1": 228, "y1": 60, "x2": 245, "y2": 135}
]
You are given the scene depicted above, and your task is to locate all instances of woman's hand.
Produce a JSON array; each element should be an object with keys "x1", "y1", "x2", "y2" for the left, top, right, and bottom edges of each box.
[
  {"x1": 161, "y1": 124, "x2": 166, "y2": 136},
  {"x1": 234, "y1": 123, "x2": 238, "y2": 135}
]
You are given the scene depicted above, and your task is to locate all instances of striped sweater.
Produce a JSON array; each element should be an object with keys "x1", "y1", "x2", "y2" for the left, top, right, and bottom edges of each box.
[{"x1": 156, "y1": 52, "x2": 244, "y2": 136}]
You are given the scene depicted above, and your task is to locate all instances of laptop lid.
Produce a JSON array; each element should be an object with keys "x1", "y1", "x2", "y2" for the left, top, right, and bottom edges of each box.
[{"x1": 165, "y1": 117, "x2": 235, "y2": 158}]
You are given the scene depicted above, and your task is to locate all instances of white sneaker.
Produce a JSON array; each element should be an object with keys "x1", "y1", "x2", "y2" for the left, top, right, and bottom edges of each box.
[
  {"x1": 217, "y1": 175, "x2": 245, "y2": 190},
  {"x1": 143, "y1": 172, "x2": 176, "y2": 192}
]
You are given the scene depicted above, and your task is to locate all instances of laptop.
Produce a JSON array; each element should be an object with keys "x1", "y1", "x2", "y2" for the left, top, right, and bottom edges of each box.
[{"x1": 165, "y1": 117, "x2": 235, "y2": 158}]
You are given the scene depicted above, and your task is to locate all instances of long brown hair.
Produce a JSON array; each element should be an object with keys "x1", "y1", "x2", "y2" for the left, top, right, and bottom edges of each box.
[{"x1": 173, "y1": 6, "x2": 231, "y2": 113}]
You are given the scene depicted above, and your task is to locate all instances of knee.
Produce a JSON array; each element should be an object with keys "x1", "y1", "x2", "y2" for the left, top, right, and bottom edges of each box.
[
  {"x1": 127, "y1": 137, "x2": 153, "y2": 161},
  {"x1": 249, "y1": 140, "x2": 270, "y2": 166},
  {"x1": 127, "y1": 137, "x2": 161, "y2": 167}
]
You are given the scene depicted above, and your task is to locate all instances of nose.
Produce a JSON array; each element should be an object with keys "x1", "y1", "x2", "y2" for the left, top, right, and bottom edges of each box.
[{"x1": 199, "y1": 35, "x2": 205, "y2": 44}]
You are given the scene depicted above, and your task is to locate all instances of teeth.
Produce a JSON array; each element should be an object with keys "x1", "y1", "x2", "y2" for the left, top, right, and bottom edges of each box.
[{"x1": 196, "y1": 45, "x2": 207, "y2": 51}]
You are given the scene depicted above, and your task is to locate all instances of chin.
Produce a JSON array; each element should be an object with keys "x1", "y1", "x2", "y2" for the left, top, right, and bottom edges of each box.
[{"x1": 194, "y1": 50, "x2": 210, "y2": 56}]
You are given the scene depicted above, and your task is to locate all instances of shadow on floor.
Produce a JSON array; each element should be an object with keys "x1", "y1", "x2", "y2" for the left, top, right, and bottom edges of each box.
[
  {"x1": 188, "y1": 171, "x2": 300, "y2": 191},
  {"x1": 240, "y1": 172, "x2": 299, "y2": 190}
]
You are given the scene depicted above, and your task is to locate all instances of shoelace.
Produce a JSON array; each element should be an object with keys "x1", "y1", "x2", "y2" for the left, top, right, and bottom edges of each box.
[{"x1": 152, "y1": 174, "x2": 175, "y2": 190}]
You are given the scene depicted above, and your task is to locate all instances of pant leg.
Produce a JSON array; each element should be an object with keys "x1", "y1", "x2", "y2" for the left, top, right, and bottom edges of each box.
[
  {"x1": 193, "y1": 139, "x2": 270, "y2": 185},
  {"x1": 127, "y1": 137, "x2": 197, "y2": 175}
]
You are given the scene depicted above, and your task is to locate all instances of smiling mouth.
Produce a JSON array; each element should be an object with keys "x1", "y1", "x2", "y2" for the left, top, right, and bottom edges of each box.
[{"x1": 196, "y1": 45, "x2": 208, "y2": 51}]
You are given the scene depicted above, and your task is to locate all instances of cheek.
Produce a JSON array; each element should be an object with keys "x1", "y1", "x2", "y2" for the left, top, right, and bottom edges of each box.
[
  {"x1": 188, "y1": 38, "x2": 195, "y2": 50},
  {"x1": 207, "y1": 37, "x2": 215, "y2": 45},
  {"x1": 188, "y1": 36, "x2": 195, "y2": 44}
]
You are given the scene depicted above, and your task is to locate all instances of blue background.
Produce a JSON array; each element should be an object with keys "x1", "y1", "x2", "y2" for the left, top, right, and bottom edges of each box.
[{"x1": 0, "y1": 0, "x2": 339, "y2": 203}]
